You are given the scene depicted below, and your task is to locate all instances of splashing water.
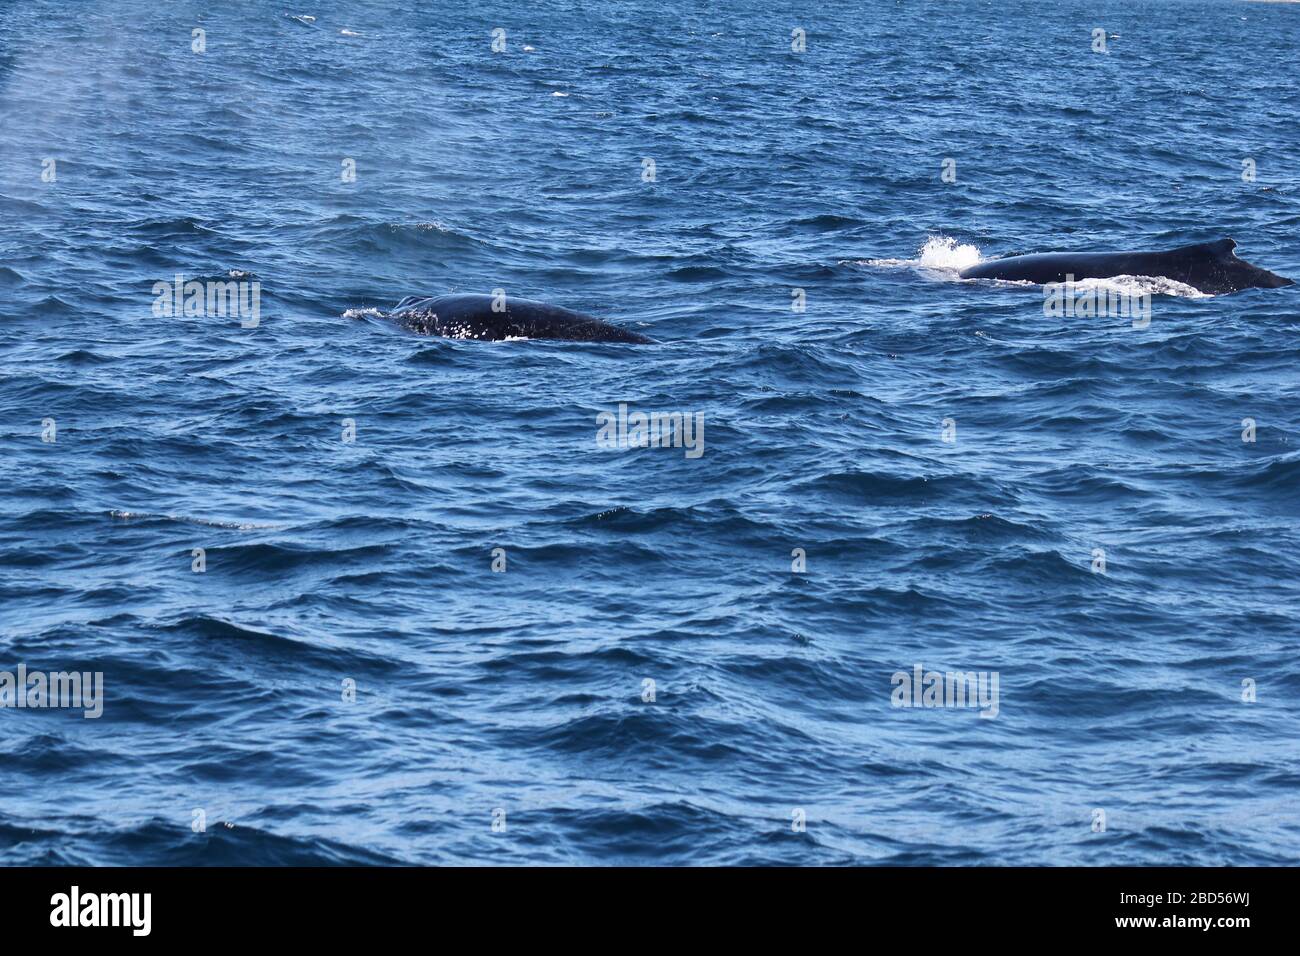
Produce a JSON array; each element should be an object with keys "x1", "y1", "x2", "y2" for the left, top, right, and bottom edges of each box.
[
  {"x1": 916, "y1": 235, "x2": 984, "y2": 271},
  {"x1": 857, "y1": 235, "x2": 984, "y2": 272}
]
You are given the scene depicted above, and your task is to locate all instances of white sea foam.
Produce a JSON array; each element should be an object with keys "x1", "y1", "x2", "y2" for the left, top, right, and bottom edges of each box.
[
  {"x1": 1054, "y1": 274, "x2": 1209, "y2": 299},
  {"x1": 109, "y1": 510, "x2": 281, "y2": 531},
  {"x1": 399, "y1": 220, "x2": 452, "y2": 232},
  {"x1": 342, "y1": 307, "x2": 385, "y2": 319}
]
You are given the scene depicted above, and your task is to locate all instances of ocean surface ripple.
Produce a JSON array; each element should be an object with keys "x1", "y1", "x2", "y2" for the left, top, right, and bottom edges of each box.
[{"x1": 1, "y1": 0, "x2": 1298, "y2": 865}]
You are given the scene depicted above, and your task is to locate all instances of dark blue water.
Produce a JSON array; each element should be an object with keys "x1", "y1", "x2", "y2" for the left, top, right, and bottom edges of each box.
[{"x1": 2, "y1": 0, "x2": 1298, "y2": 865}]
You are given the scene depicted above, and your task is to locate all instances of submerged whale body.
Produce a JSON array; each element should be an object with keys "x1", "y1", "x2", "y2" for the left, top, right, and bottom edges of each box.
[
  {"x1": 958, "y1": 239, "x2": 1292, "y2": 295},
  {"x1": 385, "y1": 294, "x2": 653, "y2": 343}
]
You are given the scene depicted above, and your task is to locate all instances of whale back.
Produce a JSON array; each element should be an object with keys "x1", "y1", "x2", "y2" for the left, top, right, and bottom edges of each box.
[
  {"x1": 386, "y1": 293, "x2": 653, "y2": 343},
  {"x1": 959, "y1": 238, "x2": 1292, "y2": 294}
]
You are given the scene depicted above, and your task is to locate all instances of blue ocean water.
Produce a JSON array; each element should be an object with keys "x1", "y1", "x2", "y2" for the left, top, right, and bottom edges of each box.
[{"x1": 1, "y1": 0, "x2": 1298, "y2": 866}]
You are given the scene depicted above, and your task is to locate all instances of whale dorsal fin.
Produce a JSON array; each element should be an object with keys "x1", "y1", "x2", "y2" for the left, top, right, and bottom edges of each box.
[{"x1": 1175, "y1": 238, "x2": 1237, "y2": 259}]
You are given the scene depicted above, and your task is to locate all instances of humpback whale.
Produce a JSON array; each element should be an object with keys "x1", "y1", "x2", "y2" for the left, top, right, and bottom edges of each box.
[
  {"x1": 958, "y1": 239, "x2": 1292, "y2": 295},
  {"x1": 384, "y1": 294, "x2": 653, "y2": 343}
]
